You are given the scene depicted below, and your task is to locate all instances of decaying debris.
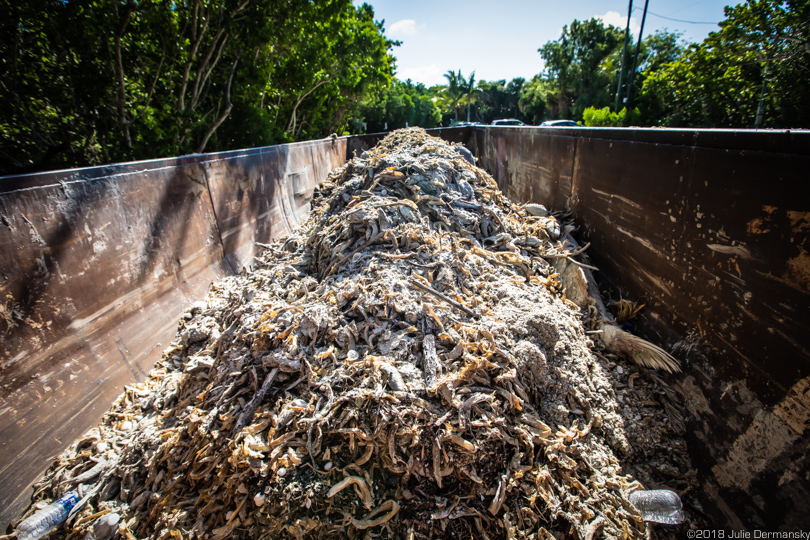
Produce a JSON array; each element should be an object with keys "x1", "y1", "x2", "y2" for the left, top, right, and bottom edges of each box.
[{"x1": 15, "y1": 128, "x2": 700, "y2": 539}]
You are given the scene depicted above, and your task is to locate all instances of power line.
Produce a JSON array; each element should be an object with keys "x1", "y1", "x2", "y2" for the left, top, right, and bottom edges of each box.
[
  {"x1": 665, "y1": 0, "x2": 712, "y2": 17},
  {"x1": 633, "y1": 7, "x2": 719, "y2": 25}
]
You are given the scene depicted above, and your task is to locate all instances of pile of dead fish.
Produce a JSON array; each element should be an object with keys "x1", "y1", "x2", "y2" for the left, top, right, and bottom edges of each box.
[{"x1": 15, "y1": 128, "x2": 699, "y2": 539}]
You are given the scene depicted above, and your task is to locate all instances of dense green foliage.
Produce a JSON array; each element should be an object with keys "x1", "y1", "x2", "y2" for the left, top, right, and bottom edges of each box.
[
  {"x1": 2, "y1": 0, "x2": 807, "y2": 174},
  {"x1": 477, "y1": 78, "x2": 530, "y2": 124},
  {"x1": 433, "y1": 1, "x2": 808, "y2": 130},
  {"x1": 538, "y1": 18, "x2": 625, "y2": 119},
  {"x1": 643, "y1": 0, "x2": 810, "y2": 128},
  {"x1": 350, "y1": 17, "x2": 692, "y2": 132},
  {"x1": 0, "y1": 0, "x2": 395, "y2": 174},
  {"x1": 440, "y1": 70, "x2": 464, "y2": 123},
  {"x1": 356, "y1": 79, "x2": 442, "y2": 132}
]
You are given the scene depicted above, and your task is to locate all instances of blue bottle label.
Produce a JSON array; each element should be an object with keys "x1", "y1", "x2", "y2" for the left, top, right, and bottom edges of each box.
[{"x1": 56, "y1": 491, "x2": 81, "y2": 514}]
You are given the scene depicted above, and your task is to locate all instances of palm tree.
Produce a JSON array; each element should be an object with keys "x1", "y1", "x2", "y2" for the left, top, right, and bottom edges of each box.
[
  {"x1": 460, "y1": 71, "x2": 481, "y2": 122},
  {"x1": 443, "y1": 70, "x2": 464, "y2": 122}
]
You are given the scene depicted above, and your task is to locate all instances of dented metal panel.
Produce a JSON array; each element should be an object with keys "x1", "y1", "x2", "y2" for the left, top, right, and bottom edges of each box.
[
  {"x1": 573, "y1": 136, "x2": 810, "y2": 399},
  {"x1": 473, "y1": 127, "x2": 575, "y2": 211},
  {"x1": 0, "y1": 137, "x2": 345, "y2": 529},
  {"x1": 473, "y1": 125, "x2": 810, "y2": 529},
  {"x1": 202, "y1": 138, "x2": 345, "y2": 271},
  {"x1": 0, "y1": 161, "x2": 227, "y2": 526}
]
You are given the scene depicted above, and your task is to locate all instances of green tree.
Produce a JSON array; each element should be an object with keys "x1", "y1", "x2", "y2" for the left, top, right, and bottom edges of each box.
[
  {"x1": 642, "y1": 0, "x2": 810, "y2": 128},
  {"x1": 631, "y1": 31, "x2": 686, "y2": 124},
  {"x1": 356, "y1": 79, "x2": 441, "y2": 132},
  {"x1": 504, "y1": 78, "x2": 526, "y2": 121},
  {"x1": 476, "y1": 78, "x2": 529, "y2": 123},
  {"x1": 476, "y1": 80, "x2": 507, "y2": 123},
  {"x1": 442, "y1": 70, "x2": 465, "y2": 122},
  {"x1": 518, "y1": 76, "x2": 554, "y2": 124},
  {"x1": 538, "y1": 18, "x2": 624, "y2": 119},
  {"x1": 460, "y1": 71, "x2": 482, "y2": 122},
  {"x1": 264, "y1": 2, "x2": 395, "y2": 142},
  {"x1": 0, "y1": 0, "x2": 395, "y2": 174}
]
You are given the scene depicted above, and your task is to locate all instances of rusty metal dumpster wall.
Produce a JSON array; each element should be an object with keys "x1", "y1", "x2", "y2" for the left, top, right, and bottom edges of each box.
[
  {"x1": 1, "y1": 126, "x2": 808, "y2": 531},
  {"x1": 472, "y1": 126, "x2": 810, "y2": 529},
  {"x1": 0, "y1": 137, "x2": 346, "y2": 528}
]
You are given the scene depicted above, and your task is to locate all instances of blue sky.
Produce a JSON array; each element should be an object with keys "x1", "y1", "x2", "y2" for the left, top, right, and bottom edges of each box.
[{"x1": 356, "y1": 0, "x2": 733, "y2": 86}]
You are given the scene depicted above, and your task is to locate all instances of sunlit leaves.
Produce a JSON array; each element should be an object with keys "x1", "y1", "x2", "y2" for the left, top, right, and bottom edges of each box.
[
  {"x1": 538, "y1": 18, "x2": 626, "y2": 119},
  {"x1": 0, "y1": 0, "x2": 395, "y2": 173},
  {"x1": 639, "y1": 0, "x2": 810, "y2": 128},
  {"x1": 356, "y1": 80, "x2": 442, "y2": 133}
]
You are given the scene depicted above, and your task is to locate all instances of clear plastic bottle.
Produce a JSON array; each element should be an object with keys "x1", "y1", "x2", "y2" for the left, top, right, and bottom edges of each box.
[
  {"x1": 629, "y1": 489, "x2": 685, "y2": 525},
  {"x1": 16, "y1": 491, "x2": 81, "y2": 540}
]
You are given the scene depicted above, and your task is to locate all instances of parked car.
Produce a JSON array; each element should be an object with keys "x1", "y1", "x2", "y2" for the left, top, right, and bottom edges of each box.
[
  {"x1": 491, "y1": 119, "x2": 527, "y2": 126},
  {"x1": 540, "y1": 120, "x2": 579, "y2": 127}
]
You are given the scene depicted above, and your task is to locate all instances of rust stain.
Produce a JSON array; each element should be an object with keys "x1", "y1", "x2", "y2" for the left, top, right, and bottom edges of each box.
[
  {"x1": 712, "y1": 376, "x2": 810, "y2": 492},
  {"x1": 783, "y1": 211, "x2": 810, "y2": 290},
  {"x1": 747, "y1": 217, "x2": 771, "y2": 235},
  {"x1": 747, "y1": 205, "x2": 780, "y2": 235},
  {"x1": 785, "y1": 251, "x2": 810, "y2": 291},
  {"x1": 787, "y1": 210, "x2": 810, "y2": 230},
  {"x1": 731, "y1": 257, "x2": 742, "y2": 278}
]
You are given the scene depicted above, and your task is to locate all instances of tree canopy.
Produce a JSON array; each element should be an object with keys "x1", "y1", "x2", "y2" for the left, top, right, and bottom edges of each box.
[
  {"x1": 539, "y1": 18, "x2": 625, "y2": 119},
  {"x1": 356, "y1": 79, "x2": 442, "y2": 133},
  {"x1": 0, "y1": 0, "x2": 395, "y2": 174},
  {"x1": 2, "y1": 0, "x2": 808, "y2": 175},
  {"x1": 643, "y1": 0, "x2": 810, "y2": 128}
]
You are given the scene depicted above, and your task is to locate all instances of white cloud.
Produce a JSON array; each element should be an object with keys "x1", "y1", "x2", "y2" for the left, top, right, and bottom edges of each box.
[
  {"x1": 598, "y1": 11, "x2": 641, "y2": 39},
  {"x1": 396, "y1": 65, "x2": 444, "y2": 87},
  {"x1": 388, "y1": 19, "x2": 423, "y2": 38}
]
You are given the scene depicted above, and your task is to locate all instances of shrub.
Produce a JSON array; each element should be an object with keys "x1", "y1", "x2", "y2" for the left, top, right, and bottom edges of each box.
[{"x1": 582, "y1": 106, "x2": 641, "y2": 127}]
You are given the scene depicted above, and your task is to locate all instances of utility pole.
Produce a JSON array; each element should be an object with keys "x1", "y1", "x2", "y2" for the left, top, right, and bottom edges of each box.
[
  {"x1": 615, "y1": 0, "x2": 633, "y2": 112},
  {"x1": 625, "y1": 0, "x2": 649, "y2": 109},
  {"x1": 755, "y1": 52, "x2": 768, "y2": 128}
]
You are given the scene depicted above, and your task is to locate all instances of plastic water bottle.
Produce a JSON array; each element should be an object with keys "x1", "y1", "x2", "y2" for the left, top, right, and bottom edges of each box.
[
  {"x1": 15, "y1": 491, "x2": 81, "y2": 540},
  {"x1": 629, "y1": 489, "x2": 685, "y2": 525}
]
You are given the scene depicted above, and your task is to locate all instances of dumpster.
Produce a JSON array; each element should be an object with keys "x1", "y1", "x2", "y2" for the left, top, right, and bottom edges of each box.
[{"x1": 1, "y1": 126, "x2": 808, "y2": 534}]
